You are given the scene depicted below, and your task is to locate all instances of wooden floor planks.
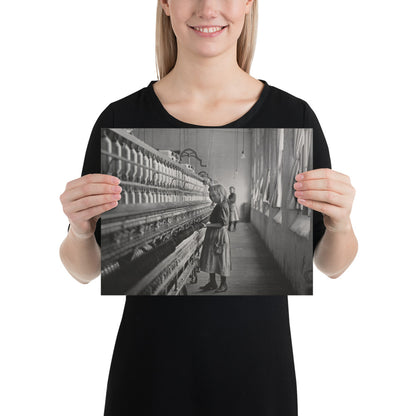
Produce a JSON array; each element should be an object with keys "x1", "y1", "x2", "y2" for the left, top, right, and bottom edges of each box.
[{"x1": 185, "y1": 222, "x2": 293, "y2": 296}]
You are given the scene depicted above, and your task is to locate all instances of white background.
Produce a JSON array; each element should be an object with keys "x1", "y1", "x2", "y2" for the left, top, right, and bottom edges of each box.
[{"x1": 1, "y1": 1, "x2": 415, "y2": 415}]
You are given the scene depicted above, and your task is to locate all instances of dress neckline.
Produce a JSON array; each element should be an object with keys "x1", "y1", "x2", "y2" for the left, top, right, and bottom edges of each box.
[{"x1": 147, "y1": 79, "x2": 270, "y2": 128}]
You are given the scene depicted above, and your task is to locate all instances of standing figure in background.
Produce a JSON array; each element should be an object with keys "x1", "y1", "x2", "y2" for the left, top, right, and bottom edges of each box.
[
  {"x1": 199, "y1": 184, "x2": 232, "y2": 293},
  {"x1": 228, "y1": 186, "x2": 239, "y2": 231}
]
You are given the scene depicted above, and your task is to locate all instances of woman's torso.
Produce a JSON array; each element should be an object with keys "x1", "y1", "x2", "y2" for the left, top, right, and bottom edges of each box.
[
  {"x1": 228, "y1": 192, "x2": 237, "y2": 206},
  {"x1": 209, "y1": 201, "x2": 229, "y2": 224},
  {"x1": 82, "y1": 79, "x2": 331, "y2": 415}
]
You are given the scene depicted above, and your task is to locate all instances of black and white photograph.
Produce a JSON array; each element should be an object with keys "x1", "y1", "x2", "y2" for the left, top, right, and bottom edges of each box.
[{"x1": 100, "y1": 127, "x2": 313, "y2": 295}]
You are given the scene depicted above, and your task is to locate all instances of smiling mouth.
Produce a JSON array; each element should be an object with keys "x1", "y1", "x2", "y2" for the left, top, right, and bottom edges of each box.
[{"x1": 189, "y1": 25, "x2": 228, "y2": 33}]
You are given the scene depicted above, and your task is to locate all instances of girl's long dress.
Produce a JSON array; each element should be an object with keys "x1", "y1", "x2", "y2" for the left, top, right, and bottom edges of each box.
[{"x1": 199, "y1": 201, "x2": 232, "y2": 276}]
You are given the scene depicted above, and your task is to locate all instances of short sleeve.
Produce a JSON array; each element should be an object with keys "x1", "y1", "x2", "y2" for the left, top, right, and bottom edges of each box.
[
  {"x1": 303, "y1": 102, "x2": 332, "y2": 254},
  {"x1": 67, "y1": 104, "x2": 114, "y2": 247}
]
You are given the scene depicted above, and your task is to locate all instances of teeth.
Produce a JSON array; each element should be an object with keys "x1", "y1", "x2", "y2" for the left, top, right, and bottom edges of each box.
[{"x1": 194, "y1": 26, "x2": 223, "y2": 33}]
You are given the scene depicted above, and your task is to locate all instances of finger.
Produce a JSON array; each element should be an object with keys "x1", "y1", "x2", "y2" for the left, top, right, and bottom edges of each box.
[
  {"x1": 61, "y1": 183, "x2": 122, "y2": 204},
  {"x1": 294, "y1": 178, "x2": 353, "y2": 195},
  {"x1": 68, "y1": 200, "x2": 119, "y2": 224},
  {"x1": 296, "y1": 168, "x2": 351, "y2": 184},
  {"x1": 294, "y1": 190, "x2": 348, "y2": 208},
  {"x1": 65, "y1": 174, "x2": 120, "y2": 191},
  {"x1": 297, "y1": 198, "x2": 345, "y2": 220},
  {"x1": 64, "y1": 193, "x2": 121, "y2": 216}
]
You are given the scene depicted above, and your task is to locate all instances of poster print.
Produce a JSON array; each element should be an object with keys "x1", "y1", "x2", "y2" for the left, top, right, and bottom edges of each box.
[{"x1": 100, "y1": 128, "x2": 313, "y2": 296}]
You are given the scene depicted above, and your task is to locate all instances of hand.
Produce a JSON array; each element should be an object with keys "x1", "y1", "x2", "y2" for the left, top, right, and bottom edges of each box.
[
  {"x1": 293, "y1": 168, "x2": 355, "y2": 232},
  {"x1": 60, "y1": 174, "x2": 122, "y2": 239}
]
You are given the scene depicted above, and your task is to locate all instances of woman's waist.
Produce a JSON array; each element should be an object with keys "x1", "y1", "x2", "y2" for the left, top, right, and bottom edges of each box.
[
  {"x1": 206, "y1": 225, "x2": 228, "y2": 235},
  {"x1": 207, "y1": 224, "x2": 227, "y2": 229}
]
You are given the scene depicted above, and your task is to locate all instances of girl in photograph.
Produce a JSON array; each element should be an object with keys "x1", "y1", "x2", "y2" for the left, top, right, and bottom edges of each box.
[
  {"x1": 199, "y1": 184, "x2": 231, "y2": 292},
  {"x1": 227, "y1": 185, "x2": 239, "y2": 231},
  {"x1": 59, "y1": 1, "x2": 358, "y2": 414}
]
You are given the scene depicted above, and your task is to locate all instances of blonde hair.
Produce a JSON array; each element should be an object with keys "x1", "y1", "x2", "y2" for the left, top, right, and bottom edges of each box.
[
  {"x1": 155, "y1": 1, "x2": 258, "y2": 79},
  {"x1": 209, "y1": 184, "x2": 228, "y2": 203}
]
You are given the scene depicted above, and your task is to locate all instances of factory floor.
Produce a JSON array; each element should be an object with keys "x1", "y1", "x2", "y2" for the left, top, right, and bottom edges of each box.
[{"x1": 185, "y1": 222, "x2": 294, "y2": 296}]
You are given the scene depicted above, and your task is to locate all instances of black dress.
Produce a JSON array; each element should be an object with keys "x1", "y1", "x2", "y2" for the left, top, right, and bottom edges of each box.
[{"x1": 71, "y1": 80, "x2": 331, "y2": 415}]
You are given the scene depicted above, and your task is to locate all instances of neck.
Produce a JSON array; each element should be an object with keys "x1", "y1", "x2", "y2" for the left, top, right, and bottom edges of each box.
[{"x1": 164, "y1": 46, "x2": 248, "y2": 99}]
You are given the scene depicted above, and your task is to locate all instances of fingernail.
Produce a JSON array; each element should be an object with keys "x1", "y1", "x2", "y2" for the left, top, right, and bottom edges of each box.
[
  {"x1": 112, "y1": 177, "x2": 120, "y2": 184},
  {"x1": 296, "y1": 174, "x2": 304, "y2": 180}
]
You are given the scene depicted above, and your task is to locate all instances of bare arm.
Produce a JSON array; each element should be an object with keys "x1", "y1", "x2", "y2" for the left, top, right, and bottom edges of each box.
[
  {"x1": 294, "y1": 168, "x2": 358, "y2": 279},
  {"x1": 59, "y1": 174, "x2": 122, "y2": 284},
  {"x1": 59, "y1": 227, "x2": 101, "y2": 284},
  {"x1": 313, "y1": 221, "x2": 358, "y2": 278}
]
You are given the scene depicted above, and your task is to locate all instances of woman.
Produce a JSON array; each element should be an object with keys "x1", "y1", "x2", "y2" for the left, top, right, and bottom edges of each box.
[
  {"x1": 199, "y1": 184, "x2": 231, "y2": 292},
  {"x1": 59, "y1": 1, "x2": 358, "y2": 414},
  {"x1": 227, "y1": 186, "x2": 239, "y2": 231}
]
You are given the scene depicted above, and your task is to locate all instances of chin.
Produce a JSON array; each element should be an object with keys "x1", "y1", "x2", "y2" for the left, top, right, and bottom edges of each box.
[{"x1": 191, "y1": 44, "x2": 234, "y2": 59}]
